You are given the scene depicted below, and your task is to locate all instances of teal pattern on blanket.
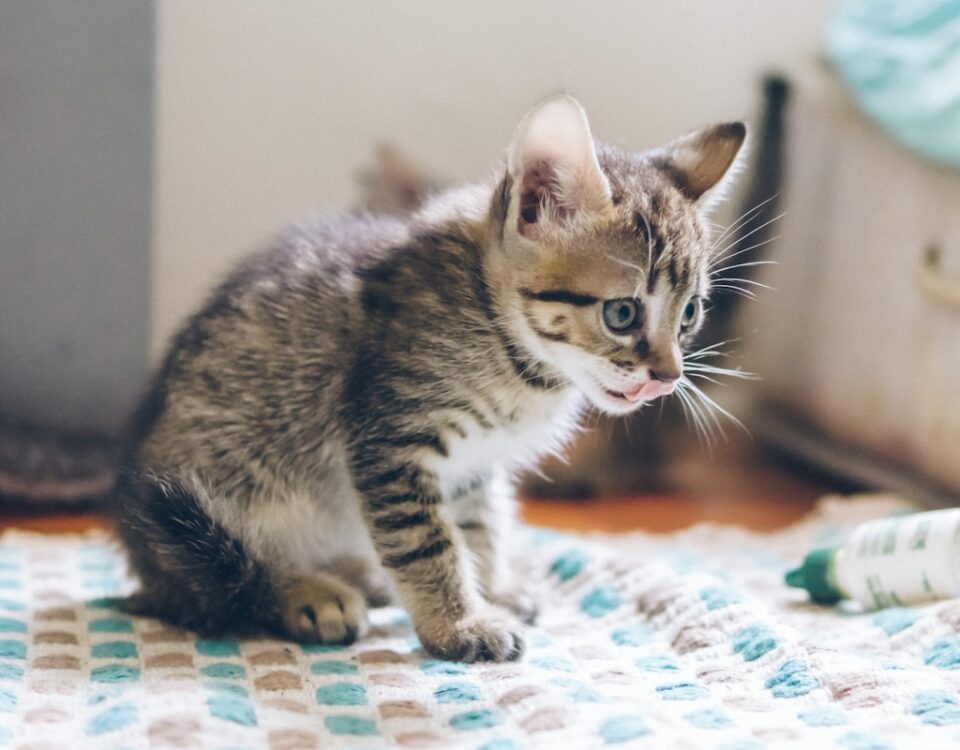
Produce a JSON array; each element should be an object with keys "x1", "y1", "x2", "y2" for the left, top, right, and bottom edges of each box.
[
  {"x1": 873, "y1": 608, "x2": 919, "y2": 635},
  {"x1": 1, "y1": 497, "x2": 959, "y2": 748},
  {"x1": 550, "y1": 549, "x2": 591, "y2": 581},
  {"x1": 196, "y1": 639, "x2": 241, "y2": 657},
  {"x1": 434, "y1": 681, "x2": 482, "y2": 703},
  {"x1": 610, "y1": 624, "x2": 651, "y2": 646},
  {"x1": 580, "y1": 585, "x2": 622, "y2": 618},
  {"x1": 550, "y1": 677, "x2": 603, "y2": 703},
  {"x1": 86, "y1": 704, "x2": 136, "y2": 735},
  {"x1": 201, "y1": 663, "x2": 246, "y2": 679},
  {"x1": 476, "y1": 739, "x2": 520, "y2": 750},
  {"x1": 316, "y1": 683, "x2": 367, "y2": 706},
  {"x1": 0, "y1": 640, "x2": 26, "y2": 660},
  {"x1": 733, "y1": 624, "x2": 778, "y2": 661},
  {"x1": 684, "y1": 708, "x2": 733, "y2": 729},
  {"x1": 599, "y1": 716, "x2": 650, "y2": 744},
  {"x1": 0, "y1": 664, "x2": 23, "y2": 681},
  {"x1": 90, "y1": 665, "x2": 139, "y2": 683},
  {"x1": 838, "y1": 732, "x2": 893, "y2": 750},
  {"x1": 310, "y1": 661, "x2": 358, "y2": 675},
  {"x1": 923, "y1": 638, "x2": 960, "y2": 669},
  {"x1": 765, "y1": 660, "x2": 819, "y2": 698},
  {"x1": 635, "y1": 655, "x2": 679, "y2": 672},
  {"x1": 324, "y1": 715, "x2": 379, "y2": 736},
  {"x1": 0, "y1": 618, "x2": 26, "y2": 634},
  {"x1": 91, "y1": 641, "x2": 137, "y2": 659},
  {"x1": 913, "y1": 690, "x2": 960, "y2": 725},
  {"x1": 89, "y1": 617, "x2": 134, "y2": 633},
  {"x1": 656, "y1": 682, "x2": 709, "y2": 701},
  {"x1": 449, "y1": 708, "x2": 501, "y2": 730},
  {"x1": 700, "y1": 585, "x2": 742, "y2": 611},
  {"x1": 207, "y1": 689, "x2": 257, "y2": 726}
]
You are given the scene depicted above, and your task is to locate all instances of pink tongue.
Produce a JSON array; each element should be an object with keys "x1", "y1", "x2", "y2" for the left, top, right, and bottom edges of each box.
[{"x1": 623, "y1": 379, "x2": 676, "y2": 402}]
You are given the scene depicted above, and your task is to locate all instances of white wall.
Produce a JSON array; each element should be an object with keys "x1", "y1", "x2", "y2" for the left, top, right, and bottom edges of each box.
[{"x1": 152, "y1": 0, "x2": 833, "y2": 355}]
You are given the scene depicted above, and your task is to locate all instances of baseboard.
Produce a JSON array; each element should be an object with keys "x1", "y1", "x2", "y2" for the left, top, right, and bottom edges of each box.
[{"x1": 753, "y1": 406, "x2": 958, "y2": 509}]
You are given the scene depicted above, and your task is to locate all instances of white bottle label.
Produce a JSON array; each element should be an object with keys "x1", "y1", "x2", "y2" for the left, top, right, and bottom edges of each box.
[{"x1": 837, "y1": 508, "x2": 960, "y2": 609}]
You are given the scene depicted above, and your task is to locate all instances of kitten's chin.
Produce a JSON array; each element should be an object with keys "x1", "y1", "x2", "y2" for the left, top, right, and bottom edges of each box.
[
  {"x1": 573, "y1": 373, "x2": 677, "y2": 416},
  {"x1": 543, "y1": 351, "x2": 673, "y2": 416},
  {"x1": 566, "y1": 373, "x2": 650, "y2": 416},
  {"x1": 584, "y1": 388, "x2": 650, "y2": 416}
]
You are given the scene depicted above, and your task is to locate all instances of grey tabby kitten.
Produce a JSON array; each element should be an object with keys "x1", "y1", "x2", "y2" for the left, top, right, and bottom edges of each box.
[{"x1": 117, "y1": 96, "x2": 745, "y2": 662}]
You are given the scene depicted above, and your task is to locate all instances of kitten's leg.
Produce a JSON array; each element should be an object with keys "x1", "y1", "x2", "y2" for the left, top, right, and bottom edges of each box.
[
  {"x1": 352, "y1": 457, "x2": 523, "y2": 663},
  {"x1": 116, "y1": 471, "x2": 367, "y2": 644},
  {"x1": 451, "y1": 472, "x2": 539, "y2": 624}
]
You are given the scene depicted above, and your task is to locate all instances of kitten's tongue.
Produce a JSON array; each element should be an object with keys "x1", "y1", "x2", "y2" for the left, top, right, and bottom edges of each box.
[{"x1": 623, "y1": 379, "x2": 676, "y2": 402}]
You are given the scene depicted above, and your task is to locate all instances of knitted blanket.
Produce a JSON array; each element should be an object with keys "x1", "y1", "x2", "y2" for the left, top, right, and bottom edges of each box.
[{"x1": 1, "y1": 494, "x2": 959, "y2": 749}]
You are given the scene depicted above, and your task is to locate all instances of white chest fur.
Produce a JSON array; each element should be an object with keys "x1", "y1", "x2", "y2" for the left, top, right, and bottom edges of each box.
[{"x1": 429, "y1": 388, "x2": 584, "y2": 496}]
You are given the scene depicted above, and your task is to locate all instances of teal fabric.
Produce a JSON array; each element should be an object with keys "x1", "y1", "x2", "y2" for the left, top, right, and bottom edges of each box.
[{"x1": 827, "y1": 0, "x2": 960, "y2": 167}]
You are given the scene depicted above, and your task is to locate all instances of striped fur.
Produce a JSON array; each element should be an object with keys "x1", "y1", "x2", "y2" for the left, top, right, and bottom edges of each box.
[{"x1": 116, "y1": 96, "x2": 745, "y2": 662}]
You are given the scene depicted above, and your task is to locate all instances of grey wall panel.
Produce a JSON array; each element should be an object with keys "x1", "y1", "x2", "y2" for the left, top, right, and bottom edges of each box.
[{"x1": 0, "y1": 0, "x2": 154, "y2": 435}]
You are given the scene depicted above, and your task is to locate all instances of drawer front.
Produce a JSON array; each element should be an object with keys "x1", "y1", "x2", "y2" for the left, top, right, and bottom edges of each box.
[{"x1": 742, "y1": 75, "x2": 960, "y2": 492}]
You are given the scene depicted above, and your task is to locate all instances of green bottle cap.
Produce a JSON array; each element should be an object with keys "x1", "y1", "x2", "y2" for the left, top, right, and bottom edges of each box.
[{"x1": 785, "y1": 547, "x2": 843, "y2": 604}]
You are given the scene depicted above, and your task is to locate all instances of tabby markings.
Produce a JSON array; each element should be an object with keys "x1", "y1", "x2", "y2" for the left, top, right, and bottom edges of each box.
[
  {"x1": 517, "y1": 288, "x2": 599, "y2": 307},
  {"x1": 381, "y1": 537, "x2": 452, "y2": 568}
]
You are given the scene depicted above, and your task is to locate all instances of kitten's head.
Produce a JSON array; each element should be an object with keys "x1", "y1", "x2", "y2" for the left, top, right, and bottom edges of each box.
[{"x1": 492, "y1": 95, "x2": 746, "y2": 415}]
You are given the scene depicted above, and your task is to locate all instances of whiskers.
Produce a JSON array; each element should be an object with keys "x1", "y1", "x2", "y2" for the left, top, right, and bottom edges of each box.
[
  {"x1": 672, "y1": 341, "x2": 753, "y2": 451},
  {"x1": 707, "y1": 193, "x2": 784, "y2": 302},
  {"x1": 709, "y1": 192, "x2": 779, "y2": 254},
  {"x1": 709, "y1": 277, "x2": 773, "y2": 301}
]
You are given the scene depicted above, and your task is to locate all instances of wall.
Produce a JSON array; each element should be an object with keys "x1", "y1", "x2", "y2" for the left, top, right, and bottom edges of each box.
[
  {"x1": 0, "y1": 0, "x2": 154, "y2": 434},
  {"x1": 152, "y1": 0, "x2": 833, "y2": 356}
]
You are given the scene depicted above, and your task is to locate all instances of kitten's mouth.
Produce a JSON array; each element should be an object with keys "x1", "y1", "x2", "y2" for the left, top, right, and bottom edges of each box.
[
  {"x1": 603, "y1": 380, "x2": 677, "y2": 403},
  {"x1": 582, "y1": 373, "x2": 679, "y2": 415}
]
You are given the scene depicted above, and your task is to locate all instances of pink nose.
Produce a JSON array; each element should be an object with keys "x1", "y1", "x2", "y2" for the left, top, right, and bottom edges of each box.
[{"x1": 623, "y1": 379, "x2": 677, "y2": 403}]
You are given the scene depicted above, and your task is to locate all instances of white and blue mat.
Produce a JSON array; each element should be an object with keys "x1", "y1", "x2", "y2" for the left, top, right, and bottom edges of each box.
[{"x1": 0, "y1": 494, "x2": 958, "y2": 749}]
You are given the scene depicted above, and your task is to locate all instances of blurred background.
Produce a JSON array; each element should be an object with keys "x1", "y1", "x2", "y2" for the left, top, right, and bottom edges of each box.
[{"x1": 1, "y1": 1, "x2": 958, "y2": 524}]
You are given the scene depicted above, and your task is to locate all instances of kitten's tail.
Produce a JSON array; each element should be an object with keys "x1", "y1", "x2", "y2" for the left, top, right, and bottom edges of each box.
[{"x1": 0, "y1": 416, "x2": 118, "y2": 509}]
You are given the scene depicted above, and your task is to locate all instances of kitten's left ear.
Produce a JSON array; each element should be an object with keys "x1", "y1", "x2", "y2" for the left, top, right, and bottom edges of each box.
[
  {"x1": 651, "y1": 122, "x2": 748, "y2": 204},
  {"x1": 507, "y1": 95, "x2": 611, "y2": 237}
]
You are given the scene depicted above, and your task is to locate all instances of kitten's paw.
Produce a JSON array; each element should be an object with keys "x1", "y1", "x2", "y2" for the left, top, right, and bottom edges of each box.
[
  {"x1": 421, "y1": 610, "x2": 525, "y2": 663},
  {"x1": 488, "y1": 584, "x2": 540, "y2": 625},
  {"x1": 280, "y1": 574, "x2": 368, "y2": 645}
]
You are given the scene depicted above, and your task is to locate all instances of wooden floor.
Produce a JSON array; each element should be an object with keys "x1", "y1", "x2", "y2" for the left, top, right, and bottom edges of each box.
[
  {"x1": 0, "y1": 439, "x2": 840, "y2": 536},
  {"x1": 522, "y1": 439, "x2": 837, "y2": 533}
]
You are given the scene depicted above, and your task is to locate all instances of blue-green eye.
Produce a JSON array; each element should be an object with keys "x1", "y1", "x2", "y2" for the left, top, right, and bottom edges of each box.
[
  {"x1": 681, "y1": 297, "x2": 702, "y2": 332},
  {"x1": 602, "y1": 299, "x2": 638, "y2": 332}
]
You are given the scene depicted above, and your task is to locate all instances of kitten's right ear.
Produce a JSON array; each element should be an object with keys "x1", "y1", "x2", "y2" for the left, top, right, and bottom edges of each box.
[
  {"x1": 507, "y1": 95, "x2": 611, "y2": 238},
  {"x1": 650, "y1": 122, "x2": 747, "y2": 204}
]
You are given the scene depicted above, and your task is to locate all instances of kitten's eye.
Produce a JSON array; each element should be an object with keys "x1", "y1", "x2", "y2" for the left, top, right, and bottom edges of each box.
[
  {"x1": 680, "y1": 297, "x2": 702, "y2": 333},
  {"x1": 602, "y1": 299, "x2": 638, "y2": 333}
]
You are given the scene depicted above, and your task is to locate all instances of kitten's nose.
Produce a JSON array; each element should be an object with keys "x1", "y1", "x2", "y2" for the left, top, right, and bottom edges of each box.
[{"x1": 650, "y1": 366, "x2": 681, "y2": 383}]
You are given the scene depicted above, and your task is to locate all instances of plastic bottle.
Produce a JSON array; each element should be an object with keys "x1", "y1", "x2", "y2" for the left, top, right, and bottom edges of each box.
[{"x1": 785, "y1": 508, "x2": 960, "y2": 609}]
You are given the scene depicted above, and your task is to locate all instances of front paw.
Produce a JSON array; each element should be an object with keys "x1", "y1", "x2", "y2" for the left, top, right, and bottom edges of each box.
[{"x1": 420, "y1": 610, "x2": 525, "y2": 663}]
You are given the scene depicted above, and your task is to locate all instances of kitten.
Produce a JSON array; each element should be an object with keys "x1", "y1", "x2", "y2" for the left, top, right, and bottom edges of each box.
[{"x1": 116, "y1": 96, "x2": 745, "y2": 662}]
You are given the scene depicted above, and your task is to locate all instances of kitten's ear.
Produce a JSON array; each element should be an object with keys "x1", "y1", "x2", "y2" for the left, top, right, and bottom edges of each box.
[
  {"x1": 507, "y1": 95, "x2": 611, "y2": 237},
  {"x1": 651, "y1": 122, "x2": 747, "y2": 204}
]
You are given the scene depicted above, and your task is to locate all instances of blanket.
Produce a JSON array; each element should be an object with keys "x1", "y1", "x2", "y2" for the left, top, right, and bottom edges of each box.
[{"x1": 1, "y1": 494, "x2": 958, "y2": 749}]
